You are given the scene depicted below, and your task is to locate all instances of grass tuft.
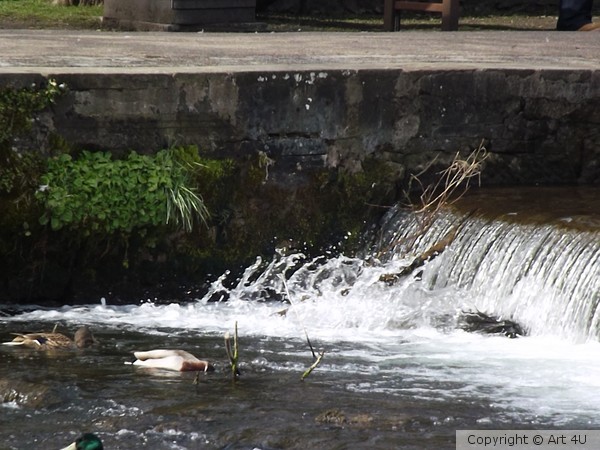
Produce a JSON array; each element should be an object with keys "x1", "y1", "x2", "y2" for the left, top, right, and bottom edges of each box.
[{"x1": 0, "y1": 0, "x2": 102, "y2": 29}]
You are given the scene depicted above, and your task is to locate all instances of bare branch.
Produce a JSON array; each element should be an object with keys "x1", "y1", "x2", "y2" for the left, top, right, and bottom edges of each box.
[{"x1": 376, "y1": 141, "x2": 488, "y2": 260}]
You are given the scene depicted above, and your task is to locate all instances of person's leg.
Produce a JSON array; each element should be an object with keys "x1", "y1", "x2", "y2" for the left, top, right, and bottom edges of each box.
[{"x1": 557, "y1": 0, "x2": 594, "y2": 30}]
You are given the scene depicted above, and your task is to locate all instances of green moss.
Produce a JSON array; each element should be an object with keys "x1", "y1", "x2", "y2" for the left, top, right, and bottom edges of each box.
[
  {"x1": 0, "y1": 79, "x2": 64, "y2": 197},
  {"x1": 0, "y1": 79, "x2": 64, "y2": 145},
  {"x1": 190, "y1": 153, "x2": 397, "y2": 268}
]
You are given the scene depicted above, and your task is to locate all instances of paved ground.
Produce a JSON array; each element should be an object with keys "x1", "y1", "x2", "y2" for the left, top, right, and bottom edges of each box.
[{"x1": 0, "y1": 29, "x2": 599, "y2": 73}]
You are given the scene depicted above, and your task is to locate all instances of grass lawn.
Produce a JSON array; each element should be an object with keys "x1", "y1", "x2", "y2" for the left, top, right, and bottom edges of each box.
[{"x1": 0, "y1": 0, "x2": 102, "y2": 29}]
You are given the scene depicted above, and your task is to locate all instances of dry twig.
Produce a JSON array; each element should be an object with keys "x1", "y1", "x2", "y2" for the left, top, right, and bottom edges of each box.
[
  {"x1": 413, "y1": 141, "x2": 487, "y2": 215},
  {"x1": 376, "y1": 141, "x2": 487, "y2": 259},
  {"x1": 301, "y1": 351, "x2": 325, "y2": 381},
  {"x1": 278, "y1": 275, "x2": 324, "y2": 379},
  {"x1": 225, "y1": 321, "x2": 240, "y2": 381}
]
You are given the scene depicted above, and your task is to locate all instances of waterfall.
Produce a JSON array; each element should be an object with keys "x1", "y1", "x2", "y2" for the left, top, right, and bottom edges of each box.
[
  {"x1": 369, "y1": 203, "x2": 600, "y2": 342},
  {"x1": 4, "y1": 188, "x2": 598, "y2": 346}
]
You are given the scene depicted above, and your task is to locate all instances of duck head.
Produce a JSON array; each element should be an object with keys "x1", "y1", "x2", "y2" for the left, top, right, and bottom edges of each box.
[
  {"x1": 60, "y1": 433, "x2": 103, "y2": 450},
  {"x1": 73, "y1": 327, "x2": 96, "y2": 349}
]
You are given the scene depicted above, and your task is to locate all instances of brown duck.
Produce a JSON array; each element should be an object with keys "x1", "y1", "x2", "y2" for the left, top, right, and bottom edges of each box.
[{"x1": 2, "y1": 326, "x2": 96, "y2": 350}]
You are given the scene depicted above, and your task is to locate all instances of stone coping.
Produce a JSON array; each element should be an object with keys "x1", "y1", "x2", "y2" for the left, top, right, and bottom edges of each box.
[{"x1": 0, "y1": 30, "x2": 599, "y2": 72}]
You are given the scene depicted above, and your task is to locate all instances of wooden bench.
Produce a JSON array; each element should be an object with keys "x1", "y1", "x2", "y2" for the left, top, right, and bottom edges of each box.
[{"x1": 383, "y1": 0, "x2": 459, "y2": 31}]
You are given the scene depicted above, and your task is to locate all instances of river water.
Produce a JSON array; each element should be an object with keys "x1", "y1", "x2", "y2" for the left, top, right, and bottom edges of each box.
[{"x1": 1, "y1": 187, "x2": 599, "y2": 450}]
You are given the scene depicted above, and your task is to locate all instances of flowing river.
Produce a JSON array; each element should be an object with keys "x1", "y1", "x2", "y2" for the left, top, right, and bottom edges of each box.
[{"x1": 1, "y1": 187, "x2": 599, "y2": 449}]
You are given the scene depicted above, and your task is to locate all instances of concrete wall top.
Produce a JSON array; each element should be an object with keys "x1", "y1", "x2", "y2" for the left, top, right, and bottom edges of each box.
[{"x1": 0, "y1": 30, "x2": 599, "y2": 72}]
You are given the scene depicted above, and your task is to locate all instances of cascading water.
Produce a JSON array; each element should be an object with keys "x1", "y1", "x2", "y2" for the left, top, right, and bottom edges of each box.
[
  {"x1": 1, "y1": 187, "x2": 600, "y2": 449},
  {"x1": 366, "y1": 203, "x2": 600, "y2": 342}
]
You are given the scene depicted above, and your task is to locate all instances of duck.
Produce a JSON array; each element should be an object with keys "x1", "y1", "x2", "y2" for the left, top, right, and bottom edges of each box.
[
  {"x1": 2, "y1": 326, "x2": 96, "y2": 350},
  {"x1": 60, "y1": 433, "x2": 103, "y2": 450},
  {"x1": 131, "y1": 349, "x2": 214, "y2": 372}
]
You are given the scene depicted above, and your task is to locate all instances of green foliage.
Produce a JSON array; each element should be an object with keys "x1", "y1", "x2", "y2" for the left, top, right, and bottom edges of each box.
[
  {"x1": 167, "y1": 146, "x2": 236, "y2": 219},
  {"x1": 0, "y1": 79, "x2": 65, "y2": 197},
  {"x1": 36, "y1": 148, "x2": 210, "y2": 235},
  {"x1": 0, "y1": 79, "x2": 64, "y2": 145}
]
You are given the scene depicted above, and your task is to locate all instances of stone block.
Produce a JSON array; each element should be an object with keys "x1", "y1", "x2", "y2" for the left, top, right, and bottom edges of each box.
[{"x1": 103, "y1": 0, "x2": 257, "y2": 31}]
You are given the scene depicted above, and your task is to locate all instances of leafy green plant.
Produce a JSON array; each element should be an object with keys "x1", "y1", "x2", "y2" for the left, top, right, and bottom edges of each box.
[{"x1": 36, "y1": 148, "x2": 209, "y2": 235}]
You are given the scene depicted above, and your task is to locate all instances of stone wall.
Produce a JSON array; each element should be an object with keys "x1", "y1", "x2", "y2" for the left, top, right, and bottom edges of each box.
[
  {"x1": 3, "y1": 65, "x2": 600, "y2": 303},
  {"x1": 19, "y1": 68, "x2": 600, "y2": 187}
]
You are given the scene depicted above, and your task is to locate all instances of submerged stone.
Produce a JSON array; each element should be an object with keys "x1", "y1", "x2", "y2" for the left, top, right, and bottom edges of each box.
[{"x1": 458, "y1": 310, "x2": 526, "y2": 338}]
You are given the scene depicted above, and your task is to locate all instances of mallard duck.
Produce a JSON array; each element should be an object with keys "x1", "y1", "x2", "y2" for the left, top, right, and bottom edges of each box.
[
  {"x1": 2, "y1": 326, "x2": 96, "y2": 350},
  {"x1": 60, "y1": 433, "x2": 103, "y2": 450},
  {"x1": 131, "y1": 349, "x2": 214, "y2": 372}
]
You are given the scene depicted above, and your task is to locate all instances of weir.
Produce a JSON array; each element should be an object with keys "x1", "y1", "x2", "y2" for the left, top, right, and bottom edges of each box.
[
  {"x1": 368, "y1": 195, "x2": 600, "y2": 342},
  {"x1": 190, "y1": 186, "x2": 600, "y2": 344}
]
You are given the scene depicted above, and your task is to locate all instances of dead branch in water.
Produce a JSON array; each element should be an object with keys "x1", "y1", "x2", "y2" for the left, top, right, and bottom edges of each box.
[
  {"x1": 279, "y1": 275, "x2": 325, "y2": 379},
  {"x1": 225, "y1": 321, "x2": 240, "y2": 381},
  {"x1": 301, "y1": 351, "x2": 325, "y2": 381},
  {"x1": 375, "y1": 142, "x2": 487, "y2": 261},
  {"x1": 407, "y1": 141, "x2": 487, "y2": 239},
  {"x1": 279, "y1": 275, "x2": 317, "y2": 359},
  {"x1": 379, "y1": 209, "x2": 477, "y2": 285},
  {"x1": 412, "y1": 141, "x2": 487, "y2": 215}
]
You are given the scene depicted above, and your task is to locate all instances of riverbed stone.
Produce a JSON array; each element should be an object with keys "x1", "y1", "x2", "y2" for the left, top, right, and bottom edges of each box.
[{"x1": 0, "y1": 378, "x2": 62, "y2": 408}]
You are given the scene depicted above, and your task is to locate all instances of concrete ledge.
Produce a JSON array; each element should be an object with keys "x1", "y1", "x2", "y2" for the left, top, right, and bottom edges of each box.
[{"x1": 2, "y1": 30, "x2": 599, "y2": 71}]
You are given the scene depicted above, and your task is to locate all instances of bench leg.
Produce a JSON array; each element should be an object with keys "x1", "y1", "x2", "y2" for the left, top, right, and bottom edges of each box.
[
  {"x1": 383, "y1": 0, "x2": 396, "y2": 31},
  {"x1": 441, "y1": 0, "x2": 459, "y2": 30}
]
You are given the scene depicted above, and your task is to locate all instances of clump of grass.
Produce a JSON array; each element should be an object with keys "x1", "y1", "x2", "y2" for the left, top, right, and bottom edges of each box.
[{"x1": 0, "y1": 0, "x2": 102, "y2": 29}]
